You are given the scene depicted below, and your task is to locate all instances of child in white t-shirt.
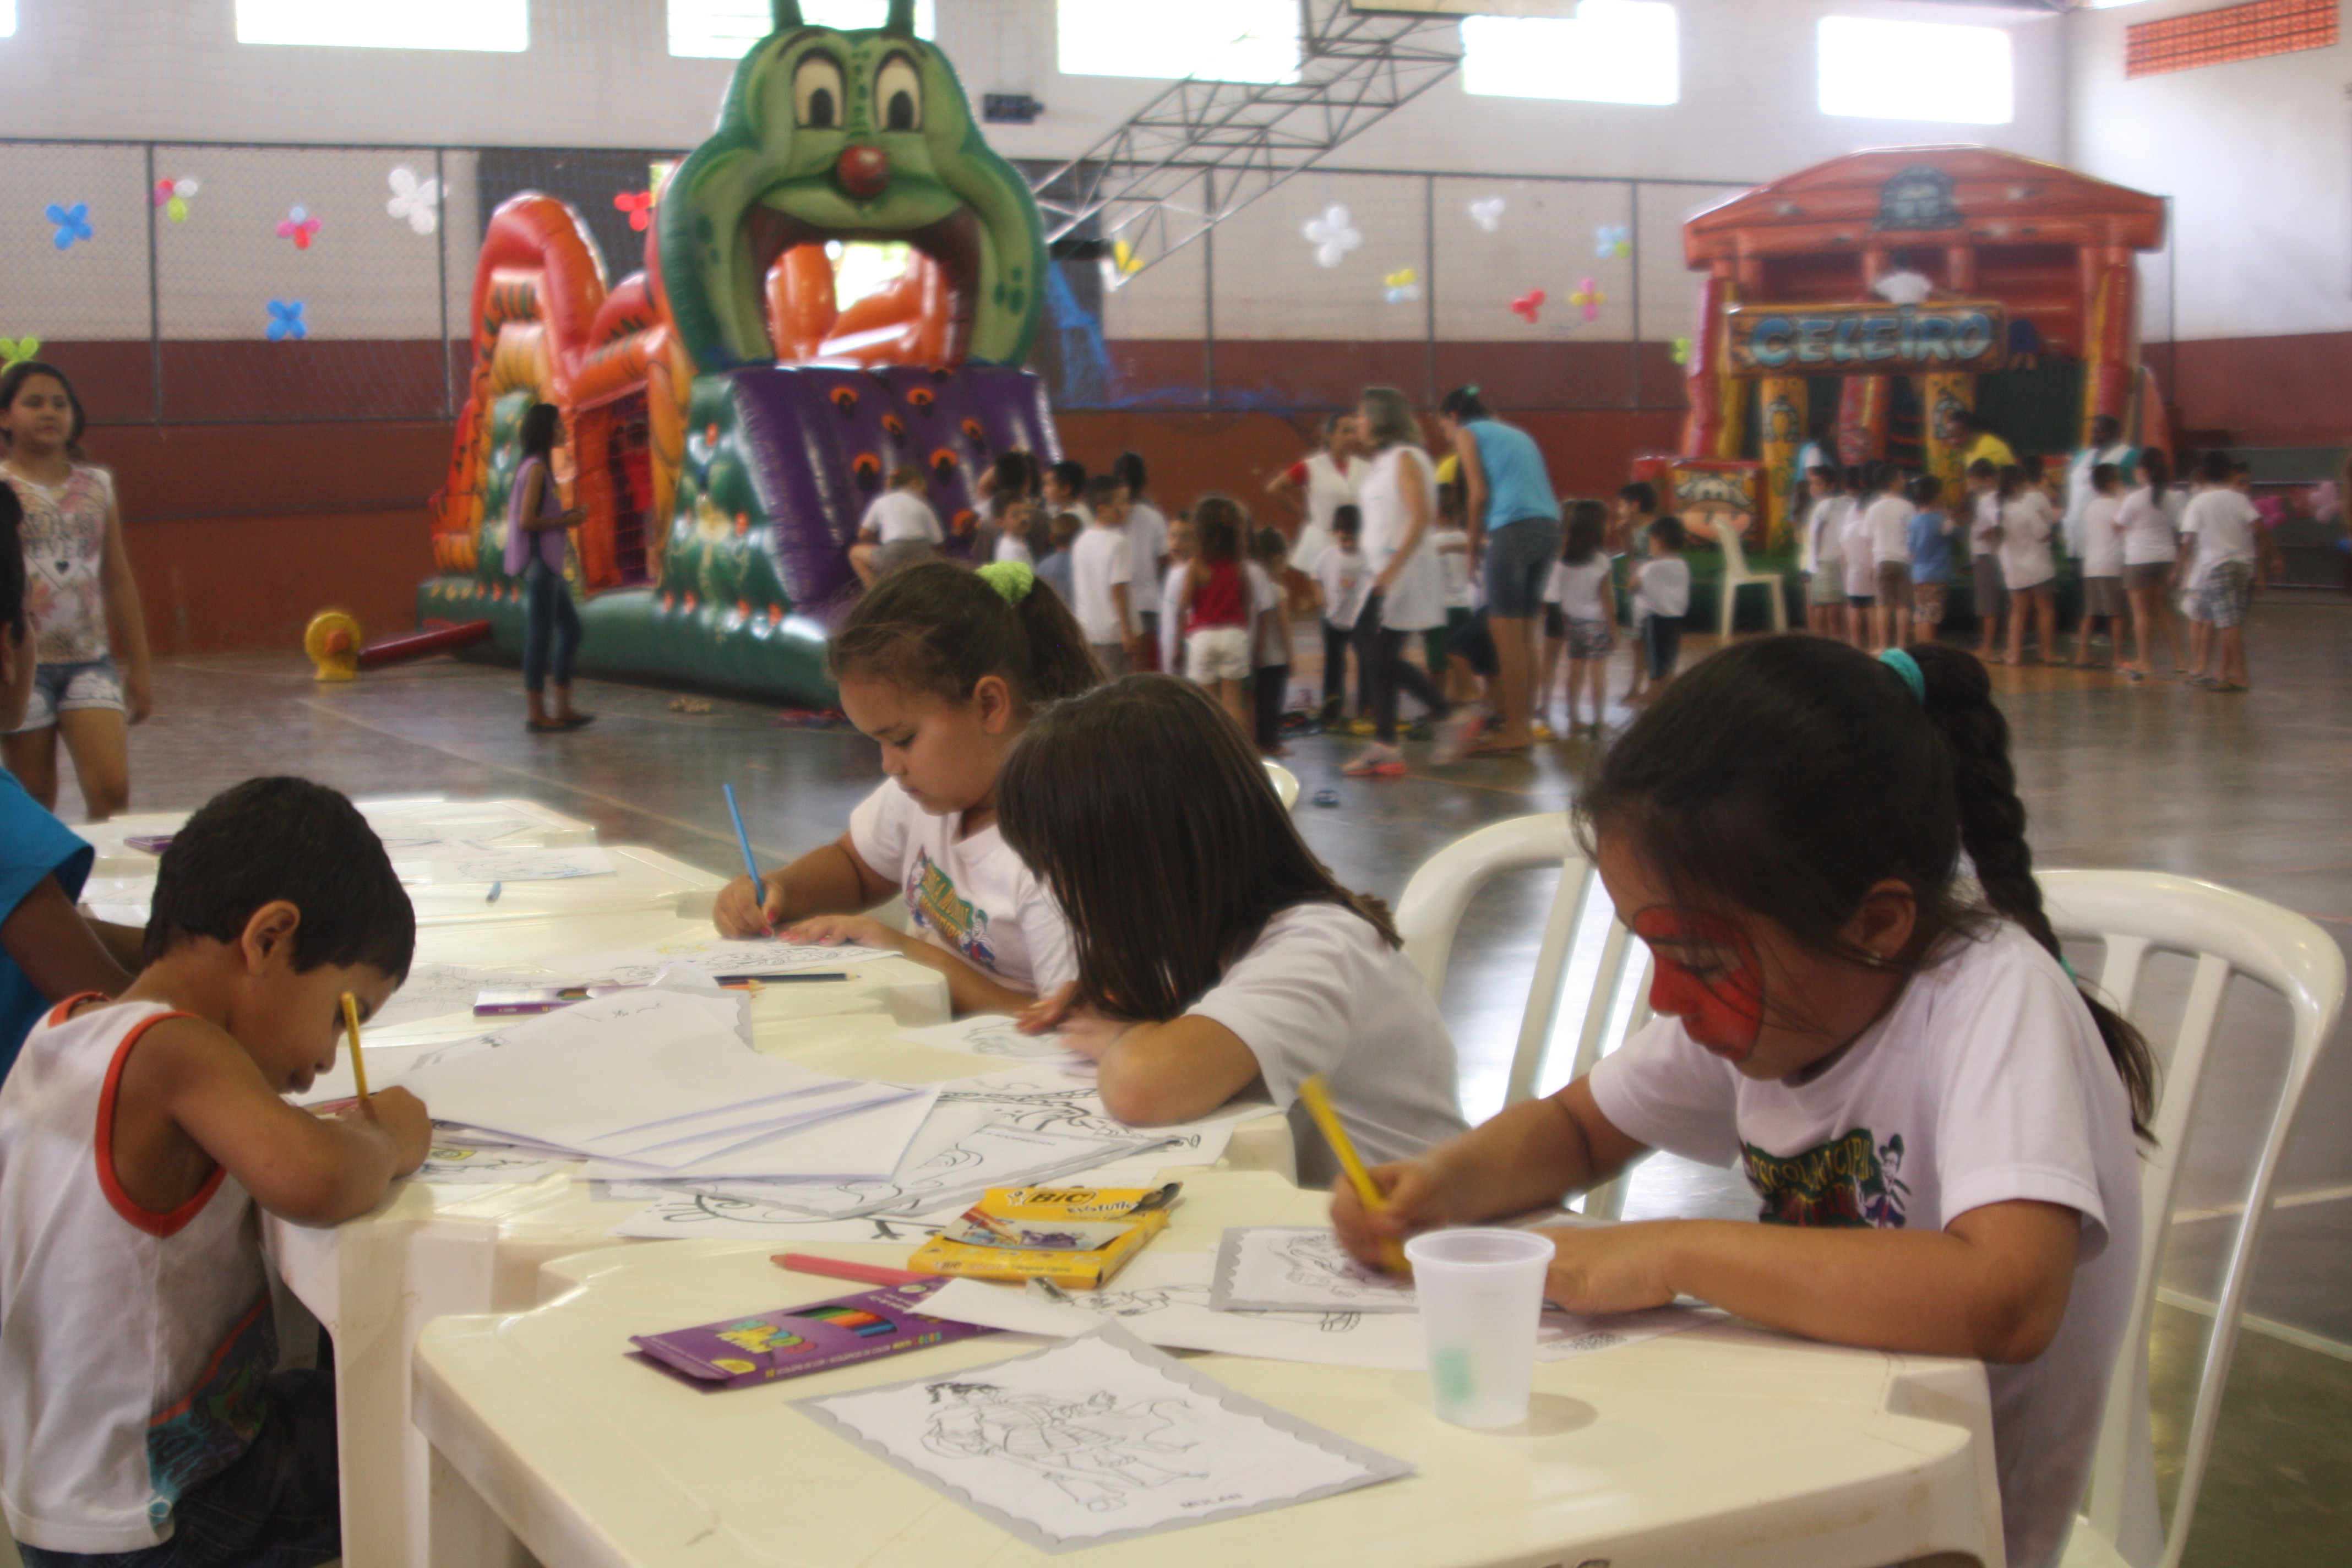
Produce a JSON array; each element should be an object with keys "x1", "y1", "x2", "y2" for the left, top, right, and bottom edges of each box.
[
  {"x1": 2072, "y1": 463, "x2": 2128, "y2": 671},
  {"x1": 1310, "y1": 506, "x2": 1372, "y2": 726},
  {"x1": 1070, "y1": 475, "x2": 1143, "y2": 675},
  {"x1": 1627, "y1": 514, "x2": 1690, "y2": 699},
  {"x1": 1333, "y1": 637, "x2": 2153, "y2": 1568},
  {"x1": 850, "y1": 465, "x2": 943, "y2": 587},
  {"x1": 712, "y1": 562, "x2": 1100, "y2": 1014},
  {"x1": 1550, "y1": 500, "x2": 1615, "y2": 738},
  {"x1": 1006, "y1": 676, "x2": 1467, "y2": 1184},
  {"x1": 1248, "y1": 527, "x2": 1298, "y2": 756}
]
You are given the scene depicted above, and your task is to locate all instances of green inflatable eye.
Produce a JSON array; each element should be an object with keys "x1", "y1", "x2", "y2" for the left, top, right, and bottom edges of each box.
[
  {"x1": 876, "y1": 52, "x2": 923, "y2": 132},
  {"x1": 793, "y1": 52, "x2": 845, "y2": 128}
]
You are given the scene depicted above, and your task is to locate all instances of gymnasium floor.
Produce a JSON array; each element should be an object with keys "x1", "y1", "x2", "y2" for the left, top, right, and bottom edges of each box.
[{"x1": 21, "y1": 595, "x2": 2352, "y2": 1566}]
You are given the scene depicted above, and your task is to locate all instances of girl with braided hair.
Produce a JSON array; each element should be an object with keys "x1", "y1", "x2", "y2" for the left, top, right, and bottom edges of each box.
[
  {"x1": 712, "y1": 560, "x2": 1099, "y2": 1015},
  {"x1": 1333, "y1": 634, "x2": 2153, "y2": 1568}
]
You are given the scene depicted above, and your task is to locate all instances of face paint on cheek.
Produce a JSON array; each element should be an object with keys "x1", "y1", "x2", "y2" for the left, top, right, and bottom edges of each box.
[{"x1": 1634, "y1": 908, "x2": 1766, "y2": 1059}]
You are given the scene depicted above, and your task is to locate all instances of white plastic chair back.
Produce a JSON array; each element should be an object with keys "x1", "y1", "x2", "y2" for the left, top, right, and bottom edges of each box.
[
  {"x1": 1709, "y1": 511, "x2": 1787, "y2": 635},
  {"x1": 1393, "y1": 813, "x2": 1653, "y2": 1218},
  {"x1": 1263, "y1": 759, "x2": 1301, "y2": 810},
  {"x1": 2041, "y1": 869, "x2": 2344, "y2": 1568}
]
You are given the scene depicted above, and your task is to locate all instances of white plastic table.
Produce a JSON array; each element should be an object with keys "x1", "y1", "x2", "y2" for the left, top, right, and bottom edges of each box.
[
  {"x1": 76, "y1": 794, "x2": 601, "y2": 877},
  {"x1": 415, "y1": 1170, "x2": 2004, "y2": 1568}
]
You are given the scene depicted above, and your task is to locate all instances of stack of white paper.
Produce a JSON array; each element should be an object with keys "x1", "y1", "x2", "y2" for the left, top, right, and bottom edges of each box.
[{"x1": 395, "y1": 986, "x2": 933, "y2": 1182}]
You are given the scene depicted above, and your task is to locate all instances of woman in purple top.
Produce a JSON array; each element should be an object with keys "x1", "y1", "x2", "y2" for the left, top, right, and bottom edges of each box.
[{"x1": 508, "y1": 404, "x2": 592, "y2": 731}]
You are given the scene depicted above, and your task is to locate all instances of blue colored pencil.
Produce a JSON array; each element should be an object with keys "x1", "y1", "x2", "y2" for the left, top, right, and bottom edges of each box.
[{"x1": 723, "y1": 782, "x2": 774, "y2": 935}]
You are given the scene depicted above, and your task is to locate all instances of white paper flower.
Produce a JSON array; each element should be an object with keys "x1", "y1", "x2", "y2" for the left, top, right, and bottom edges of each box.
[
  {"x1": 1302, "y1": 205, "x2": 1362, "y2": 269},
  {"x1": 1468, "y1": 197, "x2": 1506, "y2": 233},
  {"x1": 387, "y1": 166, "x2": 442, "y2": 236}
]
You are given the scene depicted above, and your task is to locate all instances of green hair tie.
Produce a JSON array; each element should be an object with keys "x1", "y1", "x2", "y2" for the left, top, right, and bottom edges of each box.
[
  {"x1": 976, "y1": 560, "x2": 1035, "y2": 605},
  {"x1": 1879, "y1": 647, "x2": 1925, "y2": 703}
]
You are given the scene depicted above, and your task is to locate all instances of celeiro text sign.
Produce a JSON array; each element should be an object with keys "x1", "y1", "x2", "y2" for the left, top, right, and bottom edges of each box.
[{"x1": 1724, "y1": 301, "x2": 2006, "y2": 375}]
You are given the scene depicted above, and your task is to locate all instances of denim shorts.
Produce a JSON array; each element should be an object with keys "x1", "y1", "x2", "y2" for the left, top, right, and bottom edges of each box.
[
  {"x1": 1483, "y1": 516, "x2": 1564, "y2": 619},
  {"x1": 8, "y1": 655, "x2": 122, "y2": 734}
]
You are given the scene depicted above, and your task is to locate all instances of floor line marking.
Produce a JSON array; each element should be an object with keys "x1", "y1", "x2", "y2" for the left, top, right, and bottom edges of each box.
[
  {"x1": 2154, "y1": 1287, "x2": 2352, "y2": 1365},
  {"x1": 2171, "y1": 1182, "x2": 2352, "y2": 1226},
  {"x1": 295, "y1": 699, "x2": 782, "y2": 864}
]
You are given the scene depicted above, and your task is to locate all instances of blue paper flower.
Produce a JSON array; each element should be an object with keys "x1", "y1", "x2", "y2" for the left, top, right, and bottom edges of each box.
[
  {"x1": 266, "y1": 300, "x2": 308, "y2": 342},
  {"x1": 1594, "y1": 224, "x2": 1631, "y2": 260},
  {"x1": 45, "y1": 203, "x2": 91, "y2": 250}
]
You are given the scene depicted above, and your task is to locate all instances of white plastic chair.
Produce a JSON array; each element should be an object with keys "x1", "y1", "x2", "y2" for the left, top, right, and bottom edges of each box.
[
  {"x1": 2041, "y1": 870, "x2": 2344, "y2": 1568},
  {"x1": 1393, "y1": 814, "x2": 1652, "y2": 1218},
  {"x1": 1263, "y1": 758, "x2": 1300, "y2": 810},
  {"x1": 1711, "y1": 511, "x2": 1788, "y2": 635}
]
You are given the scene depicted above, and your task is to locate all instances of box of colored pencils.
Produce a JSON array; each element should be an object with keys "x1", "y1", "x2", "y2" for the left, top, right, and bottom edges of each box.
[
  {"x1": 908, "y1": 1183, "x2": 1180, "y2": 1289},
  {"x1": 629, "y1": 1278, "x2": 993, "y2": 1391}
]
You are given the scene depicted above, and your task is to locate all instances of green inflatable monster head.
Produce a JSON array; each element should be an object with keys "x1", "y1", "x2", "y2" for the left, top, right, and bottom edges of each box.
[{"x1": 657, "y1": 0, "x2": 1044, "y2": 371}]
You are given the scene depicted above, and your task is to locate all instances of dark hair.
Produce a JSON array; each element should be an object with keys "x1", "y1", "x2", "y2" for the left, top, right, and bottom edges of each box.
[
  {"x1": 1579, "y1": 636, "x2": 2155, "y2": 1138},
  {"x1": 1330, "y1": 503, "x2": 1361, "y2": 537},
  {"x1": 0, "y1": 361, "x2": 88, "y2": 459},
  {"x1": 1113, "y1": 450, "x2": 1147, "y2": 494},
  {"x1": 1649, "y1": 514, "x2": 1686, "y2": 551},
  {"x1": 2022, "y1": 454, "x2": 2048, "y2": 484},
  {"x1": 1807, "y1": 465, "x2": 1837, "y2": 486},
  {"x1": 2138, "y1": 449, "x2": 2171, "y2": 490},
  {"x1": 1250, "y1": 525, "x2": 1288, "y2": 564},
  {"x1": 1996, "y1": 465, "x2": 2027, "y2": 503},
  {"x1": 2090, "y1": 413, "x2": 2122, "y2": 443},
  {"x1": 1192, "y1": 495, "x2": 1243, "y2": 563},
  {"x1": 519, "y1": 402, "x2": 562, "y2": 465},
  {"x1": 1965, "y1": 458, "x2": 1999, "y2": 481},
  {"x1": 889, "y1": 462, "x2": 925, "y2": 491},
  {"x1": 1438, "y1": 386, "x2": 1491, "y2": 423},
  {"x1": 1085, "y1": 473, "x2": 1125, "y2": 511},
  {"x1": 2092, "y1": 462, "x2": 2124, "y2": 494},
  {"x1": 145, "y1": 778, "x2": 416, "y2": 980},
  {"x1": 1841, "y1": 465, "x2": 1868, "y2": 495},
  {"x1": 829, "y1": 560, "x2": 1099, "y2": 714},
  {"x1": 1048, "y1": 509, "x2": 1084, "y2": 548},
  {"x1": 1561, "y1": 499, "x2": 1608, "y2": 565},
  {"x1": 0, "y1": 486, "x2": 23, "y2": 643},
  {"x1": 1905, "y1": 473, "x2": 1941, "y2": 507},
  {"x1": 990, "y1": 450, "x2": 1039, "y2": 498},
  {"x1": 998, "y1": 676, "x2": 1398, "y2": 1022},
  {"x1": 1619, "y1": 481, "x2": 1658, "y2": 513},
  {"x1": 1868, "y1": 461, "x2": 1902, "y2": 494},
  {"x1": 2198, "y1": 450, "x2": 2234, "y2": 484},
  {"x1": 1048, "y1": 459, "x2": 1086, "y2": 497}
]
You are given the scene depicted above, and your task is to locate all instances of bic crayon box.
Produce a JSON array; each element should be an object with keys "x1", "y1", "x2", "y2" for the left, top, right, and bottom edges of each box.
[
  {"x1": 629, "y1": 1279, "x2": 993, "y2": 1390},
  {"x1": 908, "y1": 1183, "x2": 1180, "y2": 1289}
]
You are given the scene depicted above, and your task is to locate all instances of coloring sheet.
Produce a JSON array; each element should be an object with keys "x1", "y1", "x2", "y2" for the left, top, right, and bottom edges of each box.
[
  {"x1": 551, "y1": 938, "x2": 892, "y2": 986},
  {"x1": 401, "y1": 847, "x2": 617, "y2": 885},
  {"x1": 412, "y1": 1137, "x2": 571, "y2": 1185},
  {"x1": 929, "y1": 1252, "x2": 1713, "y2": 1371},
  {"x1": 1212, "y1": 1227, "x2": 1418, "y2": 1314},
  {"x1": 933, "y1": 1065, "x2": 1263, "y2": 1168},
  {"x1": 796, "y1": 1324, "x2": 1411, "y2": 1551},
  {"x1": 895, "y1": 1014, "x2": 1087, "y2": 1065},
  {"x1": 369, "y1": 962, "x2": 553, "y2": 1033}
]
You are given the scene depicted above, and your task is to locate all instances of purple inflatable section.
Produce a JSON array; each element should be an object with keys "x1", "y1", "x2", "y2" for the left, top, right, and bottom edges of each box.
[{"x1": 725, "y1": 363, "x2": 1062, "y2": 611}]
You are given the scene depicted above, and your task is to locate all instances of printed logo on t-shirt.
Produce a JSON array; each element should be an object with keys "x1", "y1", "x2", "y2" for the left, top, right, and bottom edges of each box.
[
  {"x1": 1743, "y1": 1129, "x2": 1910, "y2": 1229},
  {"x1": 906, "y1": 849, "x2": 1000, "y2": 973},
  {"x1": 144, "y1": 1293, "x2": 275, "y2": 1523}
]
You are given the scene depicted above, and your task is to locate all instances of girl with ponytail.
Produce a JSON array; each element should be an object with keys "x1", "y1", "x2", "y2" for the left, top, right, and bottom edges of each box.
[
  {"x1": 1332, "y1": 634, "x2": 2149, "y2": 1568},
  {"x1": 712, "y1": 560, "x2": 1099, "y2": 1014}
]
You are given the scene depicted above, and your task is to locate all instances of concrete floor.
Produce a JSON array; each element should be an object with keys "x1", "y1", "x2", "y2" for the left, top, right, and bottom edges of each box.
[{"x1": 24, "y1": 594, "x2": 2352, "y2": 1566}]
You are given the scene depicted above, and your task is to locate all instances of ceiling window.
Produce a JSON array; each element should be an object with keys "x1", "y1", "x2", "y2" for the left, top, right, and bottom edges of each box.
[
  {"x1": 1461, "y1": 2, "x2": 1679, "y2": 107},
  {"x1": 1058, "y1": 0, "x2": 1303, "y2": 85},
  {"x1": 235, "y1": 0, "x2": 527, "y2": 51},
  {"x1": 669, "y1": 0, "x2": 936, "y2": 59},
  {"x1": 1818, "y1": 16, "x2": 2013, "y2": 124}
]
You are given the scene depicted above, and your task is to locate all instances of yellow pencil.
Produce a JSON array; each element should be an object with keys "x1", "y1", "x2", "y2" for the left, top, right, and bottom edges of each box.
[
  {"x1": 340, "y1": 992, "x2": 370, "y2": 1102},
  {"x1": 1298, "y1": 1073, "x2": 1408, "y2": 1273}
]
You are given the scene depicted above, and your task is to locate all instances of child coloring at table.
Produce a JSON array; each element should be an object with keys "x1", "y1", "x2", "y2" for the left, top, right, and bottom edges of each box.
[
  {"x1": 1005, "y1": 675, "x2": 1467, "y2": 1184},
  {"x1": 1333, "y1": 636, "x2": 2153, "y2": 1568},
  {"x1": 0, "y1": 775, "x2": 427, "y2": 1566},
  {"x1": 712, "y1": 561, "x2": 1099, "y2": 1014}
]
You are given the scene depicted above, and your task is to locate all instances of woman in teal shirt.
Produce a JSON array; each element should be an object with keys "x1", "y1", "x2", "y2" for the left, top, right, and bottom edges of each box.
[{"x1": 1437, "y1": 387, "x2": 1561, "y2": 753}]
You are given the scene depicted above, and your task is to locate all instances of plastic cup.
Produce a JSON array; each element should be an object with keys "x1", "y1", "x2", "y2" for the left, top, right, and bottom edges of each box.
[{"x1": 1404, "y1": 1227, "x2": 1556, "y2": 1429}]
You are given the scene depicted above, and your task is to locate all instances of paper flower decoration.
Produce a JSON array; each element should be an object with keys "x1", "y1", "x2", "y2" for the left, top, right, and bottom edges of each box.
[
  {"x1": 1594, "y1": 224, "x2": 1631, "y2": 259},
  {"x1": 153, "y1": 178, "x2": 199, "y2": 224},
  {"x1": 1302, "y1": 205, "x2": 1362, "y2": 269},
  {"x1": 266, "y1": 300, "x2": 308, "y2": 341},
  {"x1": 1670, "y1": 336, "x2": 1693, "y2": 365},
  {"x1": 45, "y1": 203, "x2": 91, "y2": 251},
  {"x1": 276, "y1": 206, "x2": 321, "y2": 249},
  {"x1": 1468, "y1": 198, "x2": 1506, "y2": 233},
  {"x1": 1100, "y1": 238, "x2": 1144, "y2": 289},
  {"x1": 1510, "y1": 288, "x2": 1545, "y2": 324},
  {"x1": 386, "y1": 167, "x2": 440, "y2": 235},
  {"x1": 0, "y1": 337, "x2": 40, "y2": 368},
  {"x1": 614, "y1": 190, "x2": 654, "y2": 232},
  {"x1": 1382, "y1": 266, "x2": 1420, "y2": 304},
  {"x1": 1570, "y1": 277, "x2": 1606, "y2": 323}
]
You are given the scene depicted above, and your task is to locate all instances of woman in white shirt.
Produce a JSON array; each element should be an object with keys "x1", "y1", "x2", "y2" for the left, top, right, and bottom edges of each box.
[
  {"x1": 1960, "y1": 460, "x2": 2006, "y2": 662},
  {"x1": 1344, "y1": 388, "x2": 1463, "y2": 775},
  {"x1": 1264, "y1": 413, "x2": 1360, "y2": 574},
  {"x1": 1995, "y1": 466, "x2": 2059, "y2": 665},
  {"x1": 1003, "y1": 676, "x2": 1468, "y2": 1183},
  {"x1": 2117, "y1": 450, "x2": 2186, "y2": 677}
]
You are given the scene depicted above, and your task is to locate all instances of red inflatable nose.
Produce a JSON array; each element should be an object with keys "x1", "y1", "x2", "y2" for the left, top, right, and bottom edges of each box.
[{"x1": 836, "y1": 146, "x2": 890, "y2": 199}]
